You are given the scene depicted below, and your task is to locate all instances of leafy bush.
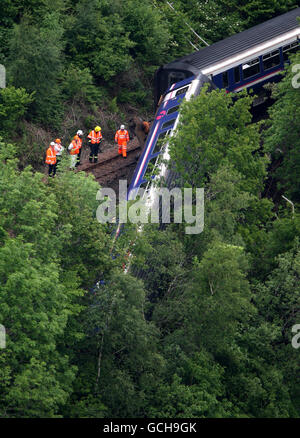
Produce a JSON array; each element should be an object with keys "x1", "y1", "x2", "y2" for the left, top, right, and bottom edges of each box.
[
  {"x1": 63, "y1": 65, "x2": 106, "y2": 104},
  {"x1": 8, "y1": 12, "x2": 65, "y2": 129},
  {"x1": 0, "y1": 86, "x2": 33, "y2": 136}
]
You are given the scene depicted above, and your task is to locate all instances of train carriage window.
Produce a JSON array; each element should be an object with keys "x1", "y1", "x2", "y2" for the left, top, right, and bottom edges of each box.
[
  {"x1": 135, "y1": 180, "x2": 152, "y2": 198},
  {"x1": 138, "y1": 180, "x2": 149, "y2": 191},
  {"x1": 234, "y1": 66, "x2": 240, "y2": 83},
  {"x1": 162, "y1": 118, "x2": 176, "y2": 130},
  {"x1": 263, "y1": 49, "x2": 280, "y2": 71},
  {"x1": 222, "y1": 71, "x2": 229, "y2": 88},
  {"x1": 283, "y1": 41, "x2": 299, "y2": 61},
  {"x1": 242, "y1": 57, "x2": 260, "y2": 80},
  {"x1": 152, "y1": 130, "x2": 171, "y2": 155},
  {"x1": 168, "y1": 72, "x2": 187, "y2": 88},
  {"x1": 175, "y1": 86, "x2": 189, "y2": 97},
  {"x1": 167, "y1": 105, "x2": 180, "y2": 115},
  {"x1": 143, "y1": 156, "x2": 158, "y2": 182}
]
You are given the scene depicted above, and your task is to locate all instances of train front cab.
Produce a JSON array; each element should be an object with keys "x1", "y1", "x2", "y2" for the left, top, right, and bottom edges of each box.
[
  {"x1": 131, "y1": 73, "x2": 213, "y2": 202},
  {"x1": 154, "y1": 62, "x2": 200, "y2": 107},
  {"x1": 129, "y1": 77, "x2": 198, "y2": 202}
]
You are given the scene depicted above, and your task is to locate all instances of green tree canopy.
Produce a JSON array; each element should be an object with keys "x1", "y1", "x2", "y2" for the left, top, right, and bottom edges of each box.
[{"x1": 169, "y1": 87, "x2": 268, "y2": 195}]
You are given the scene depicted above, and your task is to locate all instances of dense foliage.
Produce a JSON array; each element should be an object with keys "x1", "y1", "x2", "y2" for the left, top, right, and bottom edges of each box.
[{"x1": 0, "y1": 0, "x2": 299, "y2": 418}]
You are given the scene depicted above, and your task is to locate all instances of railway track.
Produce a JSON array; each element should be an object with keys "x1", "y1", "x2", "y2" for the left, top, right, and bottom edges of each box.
[{"x1": 77, "y1": 141, "x2": 142, "y2": 189}]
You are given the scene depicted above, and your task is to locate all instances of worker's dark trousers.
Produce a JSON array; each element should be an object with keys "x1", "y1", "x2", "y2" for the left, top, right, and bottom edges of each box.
[
  {"x1": 76, "y1": 148, "x2": 82, "y2": 166},
  {"x1": 89, "y1": 143, "x2": 100, "y2": 163},
  {"x1": 48, "y1": 164, "x2": 56, "y2": 177}
]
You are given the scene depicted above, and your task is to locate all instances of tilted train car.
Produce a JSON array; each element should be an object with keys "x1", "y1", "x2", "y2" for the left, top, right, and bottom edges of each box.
[
  {"x1": 155, "y1": 7, "x2": 300, "y2": 105},
  {"x1": 127, "y1": 73, "x2": 212, "y2": 204},
  {"x1": 114, "y1": 8, "x2": 300, "y2": 265},
  {"x1": 128, "y1": 8, "x2": 300, "y2": 208}
]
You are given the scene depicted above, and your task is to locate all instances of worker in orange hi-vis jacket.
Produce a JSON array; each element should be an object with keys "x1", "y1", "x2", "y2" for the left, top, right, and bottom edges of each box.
[
  {"x1": 54, "y1": 138, "x2": 64, "y2": 168},
  {"x1": 115, "y1": 124, "x2": 129, "y2": 158},
  {"x1": 142, "y1": 120, "x2": 150, "y2": 134},
  {"x1": 74, "y1": 130, "x2": 83, "y2": 166},
  {"x1": 68, "y1": 134, "x2": 82, "y2": 169},
  {"x1": 87, "y1": 126, "x2": 102, "y2": 163},
  {"x1": 45, "y1": 142, "x2": 57, "y2": 177}
]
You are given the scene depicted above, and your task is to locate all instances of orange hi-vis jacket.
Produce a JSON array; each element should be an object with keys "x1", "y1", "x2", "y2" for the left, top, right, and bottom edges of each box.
[
  {"x1": 45, "y1": 146, "x2": 57, "y2": 165},
  {"x1": 142, "y1": 121, "x2": 150, "y2": 134},
  {"x1": 88, "y1": 130, "x2": 102, "y2": 144},
  {"x1": 74, "y1": 134, "x2": 82, "y2": 149},
  {"x1": 69, "y1": 135, "x2": 82, "y2": 155},
  {"x1": 115, "y1": 129, "x2": 129, "y2": 146}
]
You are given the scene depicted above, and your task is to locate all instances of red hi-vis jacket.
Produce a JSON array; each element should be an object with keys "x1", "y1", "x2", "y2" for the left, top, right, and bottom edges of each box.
[
  {"x1": 115, "y1": 129, "x2": 129, "y2": 146},
  {"x1": 69, "y1": 135, "x2": 82, "y2": 155},
  {"x1": 45, "y1": 146, "x2": 57, "y2": 165},
  {"x1": 88, "y1": 130, "x2": 102, "y2": 144}
]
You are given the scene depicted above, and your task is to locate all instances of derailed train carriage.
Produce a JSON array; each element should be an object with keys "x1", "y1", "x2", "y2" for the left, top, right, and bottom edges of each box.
[
  {"x1": 129, "y1": 7, "x2": 300, "y2": 213},
  {"x1": 155, "y1": 7, "x2": 300, "y2": 105},
  {"x1": 112, "y1": 8, "x2": 300, "y2": 268}
]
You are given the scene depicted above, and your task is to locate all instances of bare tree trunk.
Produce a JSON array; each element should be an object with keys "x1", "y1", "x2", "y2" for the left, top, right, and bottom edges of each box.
[{"x1": 95, "y1": 331, "x2": 105, "y2": 394}]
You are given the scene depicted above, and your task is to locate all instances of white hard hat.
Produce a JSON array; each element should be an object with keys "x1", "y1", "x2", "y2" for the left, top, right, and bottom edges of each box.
[
  {"x1": 50, "y1": 142, "x2": 56, "y2": 146},
  {"x1": 77, "y1": 130, "x2": 83, "y2": 136},
  {"x1": 120, "y1": 125, "x2": 125, "y2": 130}
]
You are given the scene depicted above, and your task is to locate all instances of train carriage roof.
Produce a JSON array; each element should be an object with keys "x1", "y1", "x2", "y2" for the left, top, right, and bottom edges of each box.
[{"x1": 165, "y1": 7, "x2": 300, "y2": 72}]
